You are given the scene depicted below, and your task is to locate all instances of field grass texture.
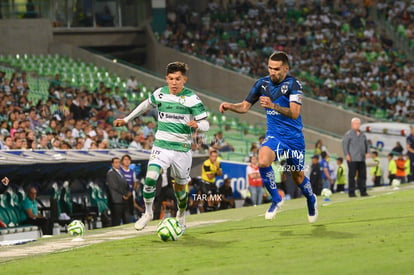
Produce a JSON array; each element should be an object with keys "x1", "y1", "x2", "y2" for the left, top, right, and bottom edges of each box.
[{"x1": 1, "y1": 185, "x2": 414, "y2": 275}]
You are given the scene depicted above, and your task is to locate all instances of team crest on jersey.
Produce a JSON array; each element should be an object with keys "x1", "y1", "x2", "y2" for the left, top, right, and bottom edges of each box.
[
  {"x1": 281, "y1": 83, "x2": 289, "y2": 94},
  {"x1": 179, "y1": 96, "x2": 186, "y2": 104}
]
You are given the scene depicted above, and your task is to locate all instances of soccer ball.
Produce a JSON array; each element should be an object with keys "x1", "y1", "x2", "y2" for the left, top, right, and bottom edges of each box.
[
  {"x1": 68, "y1": 220, "x2": 85, "y2": 236},
  {"x1": 391, "y1": 179, "x2": 401, "y2": 189},
  {"x1": 321, "y1": 188, "x2": 332, "y2": 201},
  {"x1": 156, "y1": 217, "x2": 184, "y2": 241}
]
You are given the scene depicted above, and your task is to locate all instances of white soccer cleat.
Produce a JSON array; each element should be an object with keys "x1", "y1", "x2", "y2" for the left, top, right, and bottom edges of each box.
[
  {"x1": 176, "y1": 209, "x2": 186, "y2": 230},
  {"x1": 265, "y1": 200, "x2": 284, "y2": 220},
  {"x1": 134, "y1": 213, "x2": 153, "y2": 231},
  {"x1": 307, "y1": 194, "x2": 318, "y2": 223}
]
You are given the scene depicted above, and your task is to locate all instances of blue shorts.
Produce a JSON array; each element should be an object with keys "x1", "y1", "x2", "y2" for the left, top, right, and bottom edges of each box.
[{"x1": 261, "y1": 135, "x2": 305, "y2": 171}]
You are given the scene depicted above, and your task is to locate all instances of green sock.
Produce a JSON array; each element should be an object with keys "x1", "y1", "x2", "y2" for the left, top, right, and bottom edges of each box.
[{"x1": 175, "y1": 190, "x2": 188, "y2": 210}]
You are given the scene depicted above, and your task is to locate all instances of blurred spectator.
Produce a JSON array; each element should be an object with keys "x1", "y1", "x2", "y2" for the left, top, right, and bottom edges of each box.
[
  {"x1": 210, "y1": 131, "x2": 234, "y2": 152},
  {"x1": 309, "y1": 155, "x2": 322, "y2": 196},
  {"x1": 0, "y1": 177, "x2": 9, "y2": 194},
  {"x1": 314, "y1": 139, "x2": 327, "y2": 155},
  {"x1": 245, "y1": 142, "x2": 259, "y2": 162},
  {"x1": 406, "y1": 125, "x2": 414, "y2": 182},
  {"x1": 120, "y1": 154, "x2": 138, "y2": 222},
  {"x1": 126, "y1": 76, "x2": 139, "y2": 92},
  {"x1": 395, "y1": 153, "x2": 407, "y2": 184},
  {"x1": 191, "y1": 132, "x2": 209, "y2": 154},
  {"x1": 201, "y1": 150, "x2": 222, "y2": 211},
  {"x1": 335, "y1": 157, "x2": 347, "y2": 193},
  {"x1": 320, "y1": 151, "x2": 333, "y2": 191},
  {"x1": 246, "y1": 156, "x2": 263, "y2": 206},
  {"x1": 106, "y1": 157, "x2": 132, "y2": 226},
  {"x1": 142, "y1": 121, "x2": 155, "y2": 138},
  {"x1": 343, "y1": 117, "x2": 369, "y2": 197},
  {"x1": 392, "y1": 141, "x2": 404, "y2": 155},
  {"x1": 370, "y1": 151, "x2": 383, "y2": 187},
  {"x1": 129, "y1": 133, "x2": 144, "y2": 150},
  {"x1": 387, "y1": 153, "x2": 397, "y2": 185},
  {"x1": 218, "y1": 178, "x2": 235, "y2": 210},
  {"x1": 24, "y1": 0, "x2": 38, "y2": 19},
  {"x1": 96, "y1": 5, "x2": 114, "y2": 27},
  {"x1": 3, "y1": 136, "x2": 13, "y2": 150},
  {"x1": 20, "y1": 186, "x2": 52, "y2": 235}
]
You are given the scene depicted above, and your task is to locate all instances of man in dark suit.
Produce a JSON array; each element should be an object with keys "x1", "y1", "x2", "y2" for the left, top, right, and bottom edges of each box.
[
  {"x1": 0, "y1": 177, "x2": 9, "y2": 194},
  {"x1": 106, "y1": 157, "x2": 131, "y2": 226}
]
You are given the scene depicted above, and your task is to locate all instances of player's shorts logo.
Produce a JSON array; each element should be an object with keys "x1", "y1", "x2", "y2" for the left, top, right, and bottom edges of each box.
[{"x1": 276, "y1": 142, "x2": 304, "y2": 160}]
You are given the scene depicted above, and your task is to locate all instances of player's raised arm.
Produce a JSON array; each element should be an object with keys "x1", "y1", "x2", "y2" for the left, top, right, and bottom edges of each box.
[
  {"x1": 113, "y1": 98, "x2": 153, "y2": 127},
  {"x1": 219, "y1": 100, "x2": 252, "y2": 114}
]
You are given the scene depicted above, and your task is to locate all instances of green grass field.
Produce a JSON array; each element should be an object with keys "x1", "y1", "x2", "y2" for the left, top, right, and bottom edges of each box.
[{"x1": 2, "y1": 186, "x2": 414, "y2": 275}]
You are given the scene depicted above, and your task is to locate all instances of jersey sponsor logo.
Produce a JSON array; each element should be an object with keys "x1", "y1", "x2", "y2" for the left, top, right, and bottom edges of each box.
[
  {"x1": 159, "y1": 112, "x2": 185, "y2": 120},
  {"x1": 266, "y1": 109, "x2": 280, "y2": 115}
]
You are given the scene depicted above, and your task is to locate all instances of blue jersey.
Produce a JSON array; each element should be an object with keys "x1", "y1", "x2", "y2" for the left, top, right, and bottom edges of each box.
[
  {"x1": 245, "y1": 75, "x2": 304, "y2": 140},
  {"x1": 120, "y1": 167, "x2": 136, "y2": 191}
]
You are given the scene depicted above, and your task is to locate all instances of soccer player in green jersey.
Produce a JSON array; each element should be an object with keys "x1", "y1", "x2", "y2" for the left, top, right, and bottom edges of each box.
[{"x1": 114, "y1": 62, "x2": 209, "y2": 230}]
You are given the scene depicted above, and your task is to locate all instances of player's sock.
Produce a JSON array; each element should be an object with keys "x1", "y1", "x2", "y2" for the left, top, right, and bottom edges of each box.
[
  {"x1": 299, "y1": 176, "x2": 314, "y2": 199},
  {"x1": 143, "y1": 164, "x2": 161, "y2": 217},
  {"x1": 174, "y1": 189, "x2": 188, "y2": 211},
  {"x1": 259, "y1": 166, "x2": 282, "y2": 203}
]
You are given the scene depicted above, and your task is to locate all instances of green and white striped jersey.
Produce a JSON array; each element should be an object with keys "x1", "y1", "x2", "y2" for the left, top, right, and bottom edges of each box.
[{"x1": 149, "y1": 86, "x2": 207, "y2": 152}]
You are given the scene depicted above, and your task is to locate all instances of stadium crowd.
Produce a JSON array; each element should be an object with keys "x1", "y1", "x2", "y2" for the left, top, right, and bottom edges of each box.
[
  {"x1": 0, "y1": 71, "x2": 157, "y2": 151},
  {"x1": 159, "y1": 0, "x2": 414, "y2": 122},
  {"x1": 377, "y1": 0, "x2": 414, "y2": 43}
]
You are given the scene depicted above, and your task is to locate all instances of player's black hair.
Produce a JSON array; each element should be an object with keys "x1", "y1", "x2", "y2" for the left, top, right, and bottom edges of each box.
[
  {"x1": 111, "y1": 157, "x2": 120, "y2": 164},
  {"x1": 269, "y1": 51, "x2": 290, "y2": 66},
  {"x1": 166, "y1": 62, "x2": 189, "y2": 75},
  {"x1": 337, "y1": 157, "x2": 343, "y2": 162},
  {"x1": 372, "y1": 151, "x2": 378, "y2": 156}
]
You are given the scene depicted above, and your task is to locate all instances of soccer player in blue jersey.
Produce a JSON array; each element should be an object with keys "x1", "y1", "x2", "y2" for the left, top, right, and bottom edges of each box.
[{"x1": 219, "y1": 51, "x2": 318, "y2": 223}]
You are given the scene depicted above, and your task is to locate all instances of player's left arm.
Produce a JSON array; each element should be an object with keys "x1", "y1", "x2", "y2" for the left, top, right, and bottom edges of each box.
[
  {"x1": 273, "y1": 101, "x2": 301, "y2": 120},
  {"x1": 260, "y1": 96, "x2": 301, "y2": 119},
  {"x1": 187, "y1": 119, "x2": 209, "y2": 132},
  {"x1": 188, "y1": 99, "x2": 210, "y2": 131},
  {"x1": 260, "y1": 79, "x2": 302, "y2": 119}
]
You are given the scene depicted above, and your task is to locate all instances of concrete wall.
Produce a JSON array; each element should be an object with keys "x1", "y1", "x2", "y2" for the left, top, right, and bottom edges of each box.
[
  {"x1": 0, "y1": 19, "x2": 53, "y2": 54},
  {"x1": 52, "y1": 27, "x2": 146, "y2": 47}
]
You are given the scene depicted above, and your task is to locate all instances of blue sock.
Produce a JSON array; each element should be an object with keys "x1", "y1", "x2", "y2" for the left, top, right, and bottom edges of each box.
[
  {"x1": 299, "y1": 176, "x2": 314, "y2": 200},
  {"x1": 259, "y1": 166, "x2": 282, "y2": 203}
]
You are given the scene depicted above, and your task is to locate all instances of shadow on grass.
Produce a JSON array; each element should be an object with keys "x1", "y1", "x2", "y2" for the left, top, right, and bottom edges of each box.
[
  {"x1": 279, "y1": 225, "x2": 356, "y2": 239},
  {"x1": 178, "y1": 233, "x2": 238, "y2": 248}
]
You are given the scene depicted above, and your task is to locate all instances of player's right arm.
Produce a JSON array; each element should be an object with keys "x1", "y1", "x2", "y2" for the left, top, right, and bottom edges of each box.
[
  {"x1": 219, "y1": 101, "x2": 251, "y2": 114},
  {"x1": 114, "y1": 99, "x2": 153, "y2": 127}
]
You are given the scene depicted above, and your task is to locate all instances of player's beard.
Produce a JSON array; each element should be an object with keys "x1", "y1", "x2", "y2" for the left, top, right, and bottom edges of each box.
[{"x1": 270, "y1": 75, "x2": 280, "y2": 84}]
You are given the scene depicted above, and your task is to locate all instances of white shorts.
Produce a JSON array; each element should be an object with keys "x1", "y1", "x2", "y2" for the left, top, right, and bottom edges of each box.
[{"x1": 148, "y1": 146, "x2": 192, "y2": 185}]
